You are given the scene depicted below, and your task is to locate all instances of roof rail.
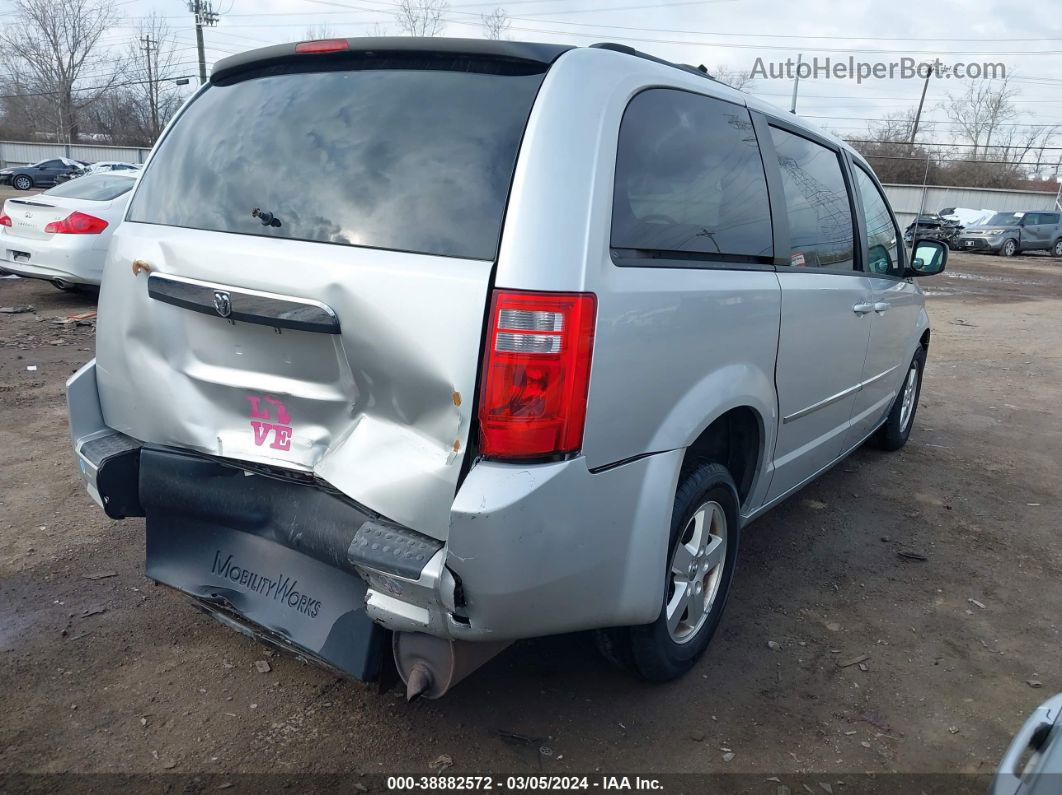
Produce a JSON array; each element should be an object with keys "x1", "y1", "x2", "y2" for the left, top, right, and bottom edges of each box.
[{"x1": 590, "y1": 42, "x2": 718, "y2": 83}]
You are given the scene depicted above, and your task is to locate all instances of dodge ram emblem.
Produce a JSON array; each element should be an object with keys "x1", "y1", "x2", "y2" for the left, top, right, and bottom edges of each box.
[{"x1": 213, "y1": 290, "x2": 232, "y2": 318}]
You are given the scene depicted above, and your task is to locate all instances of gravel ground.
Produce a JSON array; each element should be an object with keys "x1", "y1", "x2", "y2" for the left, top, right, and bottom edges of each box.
[{"x1": 0, "y1": 251, "x2": 1060, "y2": 782}]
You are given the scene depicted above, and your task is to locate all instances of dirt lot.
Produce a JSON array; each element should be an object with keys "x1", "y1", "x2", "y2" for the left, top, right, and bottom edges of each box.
[{"x1": 1, "y1": 250, "x2": 1060, "y2": 782}]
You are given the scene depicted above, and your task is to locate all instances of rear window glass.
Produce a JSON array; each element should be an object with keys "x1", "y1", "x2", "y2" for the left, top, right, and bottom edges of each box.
[
  {"x1": 611, "y1": 88, "x2": 773, "y2": 261},
  {"x1": 45, "y1": 174, "x2": 135, "y2": 201},
  {"x1": 127, "y1": 58, "x2": 546, "y2": 261}
]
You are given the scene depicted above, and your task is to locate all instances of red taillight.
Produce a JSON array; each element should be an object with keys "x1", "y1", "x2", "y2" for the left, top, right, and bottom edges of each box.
[
  {"x1": 44, "y1": 211, "x2": 108, "y2": 235},
  {"x1": 295, "y1": 39, "x2": 349, "y2": 54},
  {"x1": 478, "y1": 289, "x2": 596, "y2": 460},
  {"x1": 0, "y1": 213, "x2": 10, "y2": 227}
]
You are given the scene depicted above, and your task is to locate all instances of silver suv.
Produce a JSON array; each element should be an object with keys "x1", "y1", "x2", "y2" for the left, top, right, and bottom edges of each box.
[{"x1": 66, "y1": 37, "x2": 948, "y2": 698}]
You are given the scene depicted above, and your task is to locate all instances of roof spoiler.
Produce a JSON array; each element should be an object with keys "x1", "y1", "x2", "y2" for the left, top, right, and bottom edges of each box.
[
  {"x1": 211, "y1": 37, "x2": 574, "y2": 84},
  {"x1": 590, "y1": 42, "x2": 719, "y2": 83}
]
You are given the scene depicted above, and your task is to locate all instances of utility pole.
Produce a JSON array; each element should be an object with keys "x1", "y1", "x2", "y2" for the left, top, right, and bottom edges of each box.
[
  {"x1": 188, "y1": 0, "x2": 219, "y2": 85},
  {"x1": 909, "y1": 65, "x2": 933, "y2": 145},
  {"x1": 789, "y1": 53, "x2": 802, "y2": 114},
  {"x1": 140, "y1": 35, "x2": 159, "y2": 137}
]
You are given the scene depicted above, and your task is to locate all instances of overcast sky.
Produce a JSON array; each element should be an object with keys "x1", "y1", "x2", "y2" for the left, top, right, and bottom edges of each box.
[{"x1": 102, "y1": 0, "x2": 1062, "y2": 159}]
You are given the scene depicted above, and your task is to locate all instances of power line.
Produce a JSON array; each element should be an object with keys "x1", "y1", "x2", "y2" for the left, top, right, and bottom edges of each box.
[
  {"x1": 340, "y1": 0, "x2": 1062, "y2": 54},
  {"x1": 862, "y1": 153, "x2": 1050, "y2": 166},
  {"x1": 801, "y1": 113, "x2": 1060, "y2": 128},
  {"x1": 846, "y1": 139, "x2": 1062, "y2": 151},
  {"x1": 499, "y1": 23, "x2": 1062, "y2": 55},
  {"x1": 440, "y1": 13, "x2": 1062, "y2": 43},
  {"x1": 0, "y1": 74, "x2": 196, "y2": 101}
]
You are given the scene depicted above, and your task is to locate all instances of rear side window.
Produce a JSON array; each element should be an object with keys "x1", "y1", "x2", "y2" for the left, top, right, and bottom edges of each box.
[
  {"x1": 769, "y1": 126, "x2": 855, "y2": 270},
  {"x1": 127, "y1": 58, "x2": 546, "y2": 261},
  {"x1": 611, "y1": 89, "x2": 773, "y2": 261},
  {"x1": 1039, "y1": 213, "x2": 1059, "y2": 224},
  {"x1": 852, "y1": 164, "x2": 901, "y2": 276},
  {"x1": 45, "y1": 174, "x2": 135, "y2": 201}
]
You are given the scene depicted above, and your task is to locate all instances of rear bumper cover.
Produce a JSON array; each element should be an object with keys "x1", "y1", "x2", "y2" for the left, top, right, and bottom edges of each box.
[
  {"x1": 0, "y1": 230, "x2": 105, "y2": 285},
  {"x1": 141, "y1": 447, "x2": 388, "y2": 682},
  {"x1": 68, "y1": 360, "x2": 679, "y2": 653}
]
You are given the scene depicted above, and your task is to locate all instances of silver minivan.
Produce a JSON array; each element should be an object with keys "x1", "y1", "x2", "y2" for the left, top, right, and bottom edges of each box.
[{"x1": 66, "y1": 37, "x2": 948, "y2": 698}]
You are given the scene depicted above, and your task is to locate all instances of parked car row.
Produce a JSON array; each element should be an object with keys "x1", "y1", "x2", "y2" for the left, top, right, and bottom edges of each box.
[
  {"x1": 903, "y1": 208, "x2": 1062, "y2": 257},
  {"x1": 0, "y1": 158, "x2": 140, "y2": 190}
]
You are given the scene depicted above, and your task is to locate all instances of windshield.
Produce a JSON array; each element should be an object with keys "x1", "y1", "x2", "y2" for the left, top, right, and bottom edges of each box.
[
  {"x1": 985, "y1": 212, "x2": 1024, "y2": 226},
  {"x1": 127, "y1": 57, "x2": 546, "y2": 260},
  {"x1": 45, "y1": 174, "x2": 135, "y2": 201}
]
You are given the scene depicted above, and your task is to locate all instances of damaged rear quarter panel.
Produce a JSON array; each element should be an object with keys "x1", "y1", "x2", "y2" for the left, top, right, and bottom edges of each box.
[{"x1": 95, "y1": 223, "x2": 492, "y2": 539}]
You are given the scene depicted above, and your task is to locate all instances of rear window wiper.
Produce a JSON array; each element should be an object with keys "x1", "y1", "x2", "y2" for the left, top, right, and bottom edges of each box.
[{"x1": 252, "y1": 207, "x2": 282, "y2": 228}]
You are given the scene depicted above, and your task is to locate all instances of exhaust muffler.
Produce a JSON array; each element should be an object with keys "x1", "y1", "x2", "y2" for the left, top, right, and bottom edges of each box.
[{"x1": 393, "y1": 632, "x2": 510, "y2": 700}]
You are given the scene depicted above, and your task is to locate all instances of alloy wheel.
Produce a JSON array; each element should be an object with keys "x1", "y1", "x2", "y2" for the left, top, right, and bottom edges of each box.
[
  {"x1": 665, "y1": 500, "x2": 727, "y2": 643},
  {"x1": 898, "y1": 363, "x2": 919, "y2": 433}
]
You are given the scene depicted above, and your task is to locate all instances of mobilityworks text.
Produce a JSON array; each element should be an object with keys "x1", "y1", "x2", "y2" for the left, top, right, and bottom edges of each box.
[{"x1": 211, "y1": 550, "x2": 322, "y2": 618}]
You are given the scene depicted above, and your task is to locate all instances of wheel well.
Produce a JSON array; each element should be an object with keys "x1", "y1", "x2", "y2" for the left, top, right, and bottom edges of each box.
[
  {"x1": 920, "y1": 328, "x2": 930, "y2": 350},
  {"x1": 680, "y1": 407, "x2": 761, "y2": 507}
]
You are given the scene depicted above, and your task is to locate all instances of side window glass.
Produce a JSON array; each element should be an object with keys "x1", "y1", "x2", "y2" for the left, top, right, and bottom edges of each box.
[
  {"x1": 769, "y1": 126, "x2": 855, "y2": 271},
  {"x1": 611, "y1": 89, "x2": 773, "y2": 261},
  {"x1": 853, "y1": 164, "x2": 902, "y2": 277},
  {"x1": 1045, "y1": 213, "x2": 1060, "y2": 225}
]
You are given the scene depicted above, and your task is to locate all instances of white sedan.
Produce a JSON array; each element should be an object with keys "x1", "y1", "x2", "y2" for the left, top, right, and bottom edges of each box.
[{"x1": 0, "y1": 172, "x2": 137, "y2": 290}]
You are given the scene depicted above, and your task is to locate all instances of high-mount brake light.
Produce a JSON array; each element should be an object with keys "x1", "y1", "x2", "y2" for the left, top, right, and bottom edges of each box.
[
  {"x1": 478, "y1": 290, "x2": 596, "y2": 460},
  {"x1": 295, "y1": 39, "x2": 350, "y2": 54}
]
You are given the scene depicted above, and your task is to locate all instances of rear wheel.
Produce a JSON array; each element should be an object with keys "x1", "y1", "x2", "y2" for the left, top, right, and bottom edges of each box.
[
  {"x1": 596, "y1": 462, "x2": 741, "y2": 682},
  {"x1": 874, "y1": 346, "x2": 925, "y2": 451},
  {"x1": 12, "y1": 174, "x2": 32, "y2": 191},
  {"x1": 1052, "y1": 239, "x2": 1062, "y2": 258},
  {"x1": 999, "y1": 239, "x2": 1017, "y2": 257}
]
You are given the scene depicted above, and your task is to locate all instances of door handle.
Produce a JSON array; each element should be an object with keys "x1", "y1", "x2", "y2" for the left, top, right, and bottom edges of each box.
[
  {"x1": 853, "y1": 303, "x2": 874, "y2": 315},
  {"x1": 873, "y1": 302, "x2": 890, "y2": 313}
]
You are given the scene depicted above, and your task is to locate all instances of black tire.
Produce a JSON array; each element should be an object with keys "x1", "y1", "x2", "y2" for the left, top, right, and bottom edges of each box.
[
  {"x1": 873, "y1": 346, "x2": 926, "y2": 452},
  {"x1": 12, "y1": 174, "x2": 33, "y2": 191},
  {"x1": 597, "y1": 462, "x2": 741, "y2": 683},
  {"x1": 998, "y1": 239, "x2": 1017, "y2": 257},
  {"x1": 1052, "y1": 239, "x2": 1062, "y2": 258}
]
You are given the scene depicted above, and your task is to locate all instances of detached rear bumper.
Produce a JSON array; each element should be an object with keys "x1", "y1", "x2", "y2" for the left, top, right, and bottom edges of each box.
[{"x1": 68, "y1": 361, "x2": 679, "y2": 652}]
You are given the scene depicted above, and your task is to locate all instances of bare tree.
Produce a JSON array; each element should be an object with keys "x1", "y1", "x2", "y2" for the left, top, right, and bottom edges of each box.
[
  {"x1": 394, "y1": 0, "x2": 448, "y2": 37},
  {"x1": 712, "y1": 65, "x2": 753, "y2": 91},
  {"x1": 481, "y1": 7, "x2": 510, "y2": 40},
  {"x1": 127, "y1": 14, "x2": 183, "y2": 142},
  {"x1": 0, "y1": 0, "x2": 122, "y2": 142},
  {"x1": 304, "y1": 23, "x2": 336, "y2": 40},
  {"x1": 942, "y1": 77, "x2": 1019, "y2": 159},
  {"x1": 846, "y1": 109, "x2": 941, "y2": 185}
]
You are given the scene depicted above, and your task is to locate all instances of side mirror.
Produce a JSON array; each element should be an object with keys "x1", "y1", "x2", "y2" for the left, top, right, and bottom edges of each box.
[{"x1": 906, "y1": 238, "x2": 947, "y2": 277}]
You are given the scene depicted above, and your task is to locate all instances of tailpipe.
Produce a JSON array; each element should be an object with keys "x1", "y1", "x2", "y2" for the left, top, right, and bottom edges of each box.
[{"x1": 393, "y1": 632, "x2": 510, "y2": 700}]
